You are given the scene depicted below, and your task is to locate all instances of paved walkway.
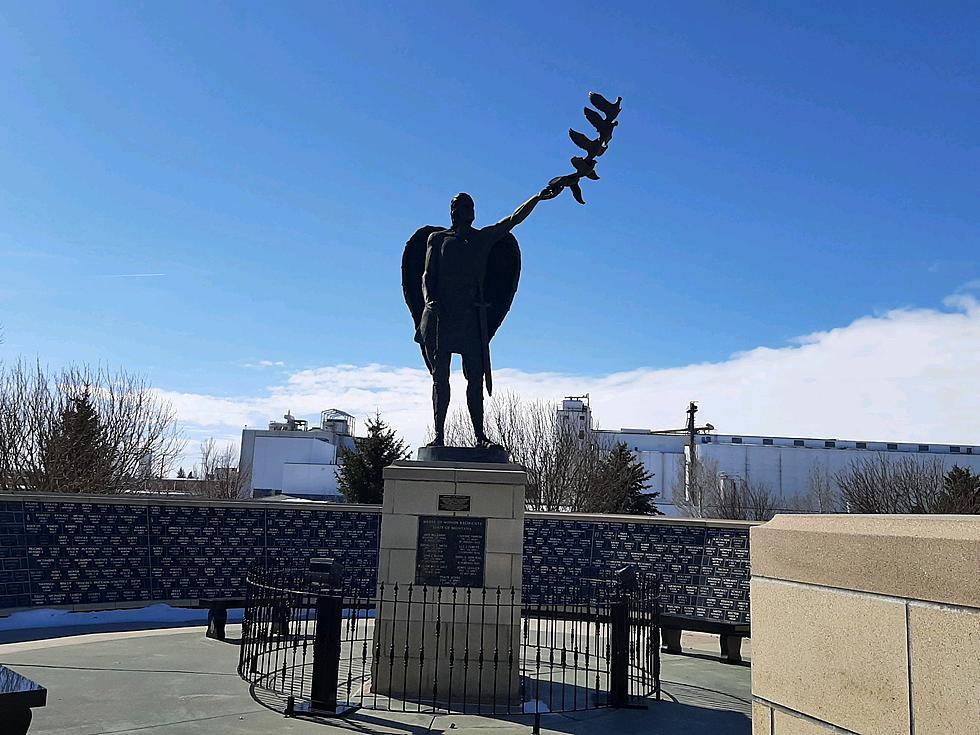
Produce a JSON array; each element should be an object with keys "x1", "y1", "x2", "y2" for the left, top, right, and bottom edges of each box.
[{"x1": 0, "y1": 625, "x2": 751, "y2": 734}]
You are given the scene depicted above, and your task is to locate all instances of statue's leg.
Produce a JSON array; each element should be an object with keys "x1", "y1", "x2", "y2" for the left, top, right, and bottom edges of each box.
[
  {"x1": 429, "y1": 350, "x2": 451, "y2": 446},
  {"x1": 461, "y1": 349, "x2": 487, "y2": 443}
]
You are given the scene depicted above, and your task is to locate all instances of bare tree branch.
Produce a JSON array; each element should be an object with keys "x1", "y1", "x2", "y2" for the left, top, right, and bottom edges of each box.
[
  {"x1": 672, "y1": 456, "x2": 721, "y2": 518},
  {"x1": 194, "y1": 437, "x2": 250, "y2": 499},
  {"x1": 442, "y1": 391, "x2": 615, "y2": 511},
  {"x1": 791, "y1": 465, "x2": 844, "y2": 513},
  {"x1": 835, "y1": 454, "x2": 946, "y2": 513},
  {"x1": 0, "y1": 360, "x2": 184, "y2": 494}
]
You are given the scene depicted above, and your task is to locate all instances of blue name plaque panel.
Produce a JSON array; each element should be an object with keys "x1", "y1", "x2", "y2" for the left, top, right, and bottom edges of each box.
[
  {"x1": 0, "y1": 501, "x2": 30, "y2": 610},
  {"x1": 0, "y1": 495, "x2": 750, "y2": 628},
  {"x1": 0, "y1": 497, "x2": 382, "y2": 610},
  {"x1": 265, "y1": 508, "x2": 379, "y2": 597},
  {"x1": 522, "y1": 517, "x2": 750, "y2": 626},
  {"x1": 24, "y1": 500, "x2": 151, "y2": 607},
  {"x1": 149, "y1": 505, "x2": 265, "y2": 601}
]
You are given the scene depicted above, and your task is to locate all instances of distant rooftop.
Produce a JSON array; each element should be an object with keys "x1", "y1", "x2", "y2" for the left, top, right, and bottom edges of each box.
[{"x1": 599, "y1": 428, "x2": 980, "y2": 455}]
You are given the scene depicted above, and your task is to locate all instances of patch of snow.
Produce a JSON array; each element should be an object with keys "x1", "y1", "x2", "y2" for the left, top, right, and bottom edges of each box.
[
  {"x1": 0, "y1": 604, "x2": 242, "y2": 632},
  {"x1": 523, "y1": 700, "x2": 550, "y2": 713}
]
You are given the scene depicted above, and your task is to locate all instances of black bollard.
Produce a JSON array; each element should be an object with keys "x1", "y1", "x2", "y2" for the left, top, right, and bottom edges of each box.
[
  {"x1": 609, "y1": 599, "x2": 629, "y2": 708},
  {"x1": 310, "y1": 594, "x2": 344, "y2": 712}
]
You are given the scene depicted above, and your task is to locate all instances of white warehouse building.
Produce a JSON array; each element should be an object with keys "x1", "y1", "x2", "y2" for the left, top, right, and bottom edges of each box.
[
  {"x1": 239, "y1": 410, "x2": 356, "y2": 501},
  {"x1": 559, "y1": 397, "x2": 980, "y2": 515}
]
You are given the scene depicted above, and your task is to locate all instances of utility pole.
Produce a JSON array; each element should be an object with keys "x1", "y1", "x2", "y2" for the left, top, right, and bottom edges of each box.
[{"x1": 686, "y1": 401, "x2": 699, "y2": 516}]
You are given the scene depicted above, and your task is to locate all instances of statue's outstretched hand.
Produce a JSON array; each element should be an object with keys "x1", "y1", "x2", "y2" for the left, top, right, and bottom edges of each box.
[
  {"x1": 502, "y1": 187, "x2": 560, "y2": 232},
  {"x1": 539, "y1": 184, "x2": 562, "y2": 201}
]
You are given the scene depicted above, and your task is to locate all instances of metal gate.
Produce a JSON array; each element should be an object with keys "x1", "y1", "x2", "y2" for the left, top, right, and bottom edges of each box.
[{"x1": 238, "y1": 564, "x2": 660, "y2": 718}]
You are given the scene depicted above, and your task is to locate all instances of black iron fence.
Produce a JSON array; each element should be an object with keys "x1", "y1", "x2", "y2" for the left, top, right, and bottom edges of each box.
[{"x1": 238, "y1": 563, "x2": 660, "y2": 719}]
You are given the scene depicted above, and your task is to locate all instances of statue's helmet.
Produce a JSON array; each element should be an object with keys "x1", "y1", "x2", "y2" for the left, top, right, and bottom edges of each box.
[{"x1": 451, "y1": 192, "x2": 475, "y2": 226}]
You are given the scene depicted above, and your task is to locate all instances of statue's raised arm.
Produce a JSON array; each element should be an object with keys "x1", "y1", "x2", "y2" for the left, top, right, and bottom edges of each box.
[{"x1": 484, "y1": 186, "x2": 561, "y2": 241}]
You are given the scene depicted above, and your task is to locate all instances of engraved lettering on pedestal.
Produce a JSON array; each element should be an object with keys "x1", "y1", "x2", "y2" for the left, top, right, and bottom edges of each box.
[{"x1": 415, "y1": 516, "x2": 486, "y2": 588}]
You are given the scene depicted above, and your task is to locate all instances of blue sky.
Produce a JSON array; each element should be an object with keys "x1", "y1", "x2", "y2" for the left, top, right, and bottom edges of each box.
[{"x1": 2, "y1": 2, "x2": 979, "y2": 452}]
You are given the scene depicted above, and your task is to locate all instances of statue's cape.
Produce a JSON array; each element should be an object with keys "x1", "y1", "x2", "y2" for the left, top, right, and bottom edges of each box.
[{"x1": 401, "y1": 225, "x2": 522, "y2": 354}]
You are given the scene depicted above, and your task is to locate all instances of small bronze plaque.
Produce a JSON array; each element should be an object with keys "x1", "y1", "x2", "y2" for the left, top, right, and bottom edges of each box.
[{"x1": 438, "y1": 494, "x2": 471, "y2": 512}]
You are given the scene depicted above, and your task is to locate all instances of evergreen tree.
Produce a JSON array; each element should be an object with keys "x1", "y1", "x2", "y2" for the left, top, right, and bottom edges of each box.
[
  {"x1": 936, "y1": 465, "x2": 980, "y2": 514},
  {"x1": 177, "y1": 467, "x2": 186, "y2": 479},
  {"x1": 42, "y1": 389, "x2": 110, "y2": 493},
  {"x1": 582, "y1": 442, "x2": 662, "y2": 515},
  {"x1": 337, "y1": 413, "x2": 410, "y2": 504}
]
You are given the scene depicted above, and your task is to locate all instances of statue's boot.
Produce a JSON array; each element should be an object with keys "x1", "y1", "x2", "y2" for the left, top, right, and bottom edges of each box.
[
  {"x1": 475, "y1": 435, "x2": 505, "y2": 451},
  {"x1": 467, "y1": 381, "x2": 504, "y2": 450}
]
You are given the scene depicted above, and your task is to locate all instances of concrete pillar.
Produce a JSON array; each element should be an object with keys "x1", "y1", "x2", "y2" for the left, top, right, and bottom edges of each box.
[
  {"x1": 750, "y1": 514, "x2": 980, "y2": 735},
  {"x1": 372, "y1": 460, "x2": 526, "y2": 706}
]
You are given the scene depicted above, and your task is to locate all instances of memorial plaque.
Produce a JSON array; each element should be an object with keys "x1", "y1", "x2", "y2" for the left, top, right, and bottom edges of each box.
[
  {"x1": 415, "y1": 516, "x2": 486, "y2": 588},
  {"x1": 438, "y1": 495, "x2": 471, "y2": 512}
]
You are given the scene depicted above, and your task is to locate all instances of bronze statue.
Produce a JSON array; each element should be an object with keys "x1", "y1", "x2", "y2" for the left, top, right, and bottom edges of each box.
[{"x1": 401, "y1": 92, "x2": 621, "y2": 453}]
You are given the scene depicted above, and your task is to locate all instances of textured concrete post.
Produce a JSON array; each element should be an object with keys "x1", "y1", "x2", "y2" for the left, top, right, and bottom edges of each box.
[{"x1": 750, "y1": 514, "x2": 980, "y2": 735}]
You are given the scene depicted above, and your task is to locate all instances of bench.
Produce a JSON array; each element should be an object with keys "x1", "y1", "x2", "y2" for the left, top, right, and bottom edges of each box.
[
  {"x1": 659, "y1": 614, "x2": 749, "y2": 665},
  {"x1": 199, "y1": 597, "x2": 293, "y2": 641},
  {"x1": 0, "y1": 664, "x2": 47, "y2": 734},
  {"x1": 199, "y1": 597, "x2": 247, "y2": 641},
  {"x1": 198, "y1": 560, "x2": 343, "y2": 641}
]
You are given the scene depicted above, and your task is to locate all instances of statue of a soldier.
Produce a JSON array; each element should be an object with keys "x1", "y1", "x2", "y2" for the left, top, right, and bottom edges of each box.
[{"x1": 402, "y1": 186, "x2": 559, "y2": 450}]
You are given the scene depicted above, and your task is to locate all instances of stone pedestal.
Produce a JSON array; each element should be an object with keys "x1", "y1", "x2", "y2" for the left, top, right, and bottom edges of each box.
[
  {"x1": 416, "y1": 445, "x2": 510, "y2": 464},
  {"x1": 372, "y1": 460, "x2": 526, "y2": 706}
]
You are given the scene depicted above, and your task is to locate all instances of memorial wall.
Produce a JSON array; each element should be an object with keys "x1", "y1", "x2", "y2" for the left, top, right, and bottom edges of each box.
[
  {"x1": 524, "y1": 514, "x2": 751, "y2": 625},
  {"x1": 0, "y1": 497, "x2": 379, "y2": 609},
  {"x1": 0, "y1": 494, "x2": 751, "y2": 627}
]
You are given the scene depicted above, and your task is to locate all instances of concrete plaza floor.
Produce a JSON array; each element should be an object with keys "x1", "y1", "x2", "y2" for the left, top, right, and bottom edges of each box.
[{"x1": 0, "y1": 625, "x2": 751, "y2": 734}]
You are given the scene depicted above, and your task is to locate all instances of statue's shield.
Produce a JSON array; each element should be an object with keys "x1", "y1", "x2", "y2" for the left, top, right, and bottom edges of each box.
[
  {"x1": 401, "y1": 225, "x2": 522, "y2": 371},
  {"x1": 402, "y1": 225, "x2": 444, "y2": 371},
  {"x1": 483, "y1": 233, "x2": 521, "y2": 340}
]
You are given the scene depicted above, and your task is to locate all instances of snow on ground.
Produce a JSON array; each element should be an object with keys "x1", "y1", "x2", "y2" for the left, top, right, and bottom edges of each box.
[
  {"x1": 522, "y1": 700, "x2": 551, "y2": 713},
  {"x1": 0, "y1": 602, "x2": 376, "y2": 635},
  {"x1": 0, "y1": 604, "x2": 243, "y2": 632}
]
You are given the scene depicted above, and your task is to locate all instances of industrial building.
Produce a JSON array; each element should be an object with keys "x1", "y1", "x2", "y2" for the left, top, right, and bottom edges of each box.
[
  {"x1": 241, "y1": 398, "x2": 980, "y2": 511},
  {"x1": 238, "y1": 409, "x2": 356, "y2": 500},
  {"x1": 560, "y1": 396, "x2": 980, "y2": 515}
]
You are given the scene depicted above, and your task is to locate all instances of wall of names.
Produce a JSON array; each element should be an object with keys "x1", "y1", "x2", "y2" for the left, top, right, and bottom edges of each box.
[
  {"x1": 0, "y1": 495, "x2": 750, "y2": 627},
  {"x1": 522, "y1": 517, "x2": 750, "y2": 625}
]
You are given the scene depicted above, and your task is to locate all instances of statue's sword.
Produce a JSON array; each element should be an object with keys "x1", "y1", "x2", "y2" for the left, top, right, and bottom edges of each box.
[{"x1": 475, "y1": 290, "x2": 493, "y2": 396}]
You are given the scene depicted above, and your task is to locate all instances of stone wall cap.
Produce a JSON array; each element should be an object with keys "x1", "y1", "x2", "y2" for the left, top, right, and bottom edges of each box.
[
  {"x1": 0, "y1": 491, "x2": 381, "y2": 513},
  {"x1": 751, "y1": 513, "x2": 980, "y2": 608},
  {"x1": 761, "y1": 513, "x2": 980, "y2": 537},
  {"x1": 528, "y1": 511, "x2": 757, "y2": 529},
  {"x1": 384, "y1": 461, "x2": 526, "y2": 484}
]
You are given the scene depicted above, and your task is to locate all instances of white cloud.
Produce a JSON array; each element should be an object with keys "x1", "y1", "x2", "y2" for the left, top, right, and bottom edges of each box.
[
  {"x1": 242, "y1": 360, "x2": 287, "y2": 369},
  {"x1": 159, "y1": 296, "x2": 980, "y2": 457}
]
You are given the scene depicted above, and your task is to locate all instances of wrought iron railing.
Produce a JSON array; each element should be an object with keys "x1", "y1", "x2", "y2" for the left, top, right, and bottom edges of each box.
[{"x1": 238, "y1": 563, "x2": 660, "y2": 719}]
